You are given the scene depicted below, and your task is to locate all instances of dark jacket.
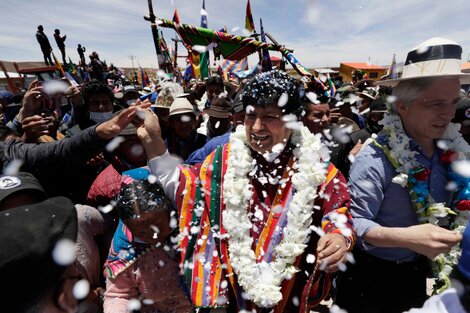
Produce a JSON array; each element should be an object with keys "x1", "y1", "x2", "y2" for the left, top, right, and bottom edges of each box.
[
  {"x1": 1, "y1": 126, "x2": 108, "y2": 202},
  {"x1": 36, "y1": 31, "x2": 52, "y2": 52}
]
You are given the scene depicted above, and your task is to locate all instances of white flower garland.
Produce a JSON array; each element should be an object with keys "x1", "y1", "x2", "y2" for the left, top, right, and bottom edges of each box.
[
  {"x1": 380, "y1": 111, "x2": 470, "y2": 292},
  {"x1": 222, "y1": 125, "x2": 327, "y2": 308}
]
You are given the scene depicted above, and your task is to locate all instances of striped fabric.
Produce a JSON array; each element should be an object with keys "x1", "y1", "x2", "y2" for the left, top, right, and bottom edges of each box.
[
  {"x1": 175, "y1": 144, "x2": 355, "y2": 312},
  {"x1": 219, "y1": 58, "x2": 248, "y2": 74},
  {"x1": 104, "y1": 220, "x2": 152, "y2": 279}
]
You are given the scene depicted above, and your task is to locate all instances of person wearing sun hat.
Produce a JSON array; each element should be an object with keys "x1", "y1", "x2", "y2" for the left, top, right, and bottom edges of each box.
[
  {"x1": 165, "y1": 97, "x2": 206, "y2": 160},
  {"x1": 335, "y1": 38, "x2": 470, "y2": 313}
]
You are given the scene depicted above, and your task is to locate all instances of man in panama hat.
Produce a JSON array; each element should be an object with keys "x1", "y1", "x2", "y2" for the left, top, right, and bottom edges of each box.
[{"x1": 336, "y1": 37, "x2": 470, "y2": 313}]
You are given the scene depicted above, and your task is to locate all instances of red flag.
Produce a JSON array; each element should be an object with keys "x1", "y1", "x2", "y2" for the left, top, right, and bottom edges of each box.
[
  {"x1": 245, "y1": 0, "x2": 255, "y2": 32},
  {"x1": 172, "y1": 9, "x2": 181, "y2": 25}
]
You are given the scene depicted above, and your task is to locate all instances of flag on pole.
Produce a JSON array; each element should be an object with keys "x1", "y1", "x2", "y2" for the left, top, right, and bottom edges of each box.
[
  {"x1": 326, "y1": 74, "x2": 336, "y2": 97},
  {"x1": 67, "y1": 57, "x2": 77, "y2": 75},
  {"x1": 51, "y1": 51, "x2": 64, "y2": 76},
  {"x1": 190, "y1": 50, "x2": 209, "y2": 79},
  {"x1": 259, "y1": 18, "x2": 272, "y2": 72},
  {"x1": 194, "y1": 0, "x2": 209, "y2": 79},
  {"x1": 387, "y1": 53, "x2": 397, "y2": 79},
  {"x1": 172, "y1": 8, "x2": 181, "y2": 25},
  {"x1": 200, "y1": 0, "x2": 208, "y2": 28},
  {"x1": 245, "y1": 0, "x2": 255, "y2": 32}
]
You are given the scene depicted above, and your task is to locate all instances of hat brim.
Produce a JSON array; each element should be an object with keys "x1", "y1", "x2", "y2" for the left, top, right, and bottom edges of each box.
[
  {"x1": 169, "y1": 109, "x2": 195, "y2": 117},
  {"x1": 375, "y1": 73, "x2": 470, "y2": 87},
  {"x1": 203, "y1": 108, "x2": 231, "y2": 119}
]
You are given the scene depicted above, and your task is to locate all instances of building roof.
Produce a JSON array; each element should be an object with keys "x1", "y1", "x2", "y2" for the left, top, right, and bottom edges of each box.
[
  {"x1": 462, "y1": 62, "x2": 470, "y2": 73},
  {"x1": 314, "y1": 68, "x2": 339, "y2": 74},
  {"x1": 340, "y1": 62, "x2": 386, "y2": 70}
]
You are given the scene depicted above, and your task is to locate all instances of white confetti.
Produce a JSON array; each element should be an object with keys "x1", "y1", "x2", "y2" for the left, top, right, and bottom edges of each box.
[
  {"x1": 330, "y1": 304, "x2": 348, "y2": 313},
  {"x1": 128, "y1": 298, "x2": 141, "y2": 311},
  {"x1": 106, "y1": 136, "x2": 125, "y2": 152},
  {"x1": 306, "y1": 254, "x2": 316, "y2": 264},
  {"x1": 231, "y1": 26, "x2": 240, "y2": 33},
  {"x1": 181, "y1": 115, "x2": 192, "y2": 122},
  {"x1": 147, "y1": 174, "x2": 157, "y2": 184},
  {"x1": 72, "y1": 279, "x2": 90, "y2": 300},
  {"x1": 386, "y1": 95, "x2": 397, "y2": 104},
  {"x1": 215, "y1": 121, "x2": 220, "y2": 129},
  {"x1": 99, "y1": 204, "x2": 114, "y2": 214},
  {"x1": 192, "y1": 45, "x2": 207, "y2": 53},
  {"x1": 292, "y1": 296, "x2": 300, "y2": 306},
  {"x1": 3, "y1": 159, "x2": 23, "y2": 175},
  {"x1": 142, "y1": 298, "x2": 155, "y2": 305},
  {"x1": 52, "y1": 238, "x2": 76, "y2": 266},
  {"x1": 451, "y1": 160, "x2": 470, "y2": 178},
  {"x1": 306, "y1": 92, "x2": 319, "y2": 104},
  {"x1": 278, "y1": 93, "x2": 289, "y2": 107},
  {"x1": 416, "y1": 45, "x2": 430, "y2": 54}
]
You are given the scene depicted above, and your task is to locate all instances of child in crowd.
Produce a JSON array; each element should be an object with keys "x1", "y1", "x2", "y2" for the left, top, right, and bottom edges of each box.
[{"x1": 103, "y1": 168, "x2": 192, "y2": 313}]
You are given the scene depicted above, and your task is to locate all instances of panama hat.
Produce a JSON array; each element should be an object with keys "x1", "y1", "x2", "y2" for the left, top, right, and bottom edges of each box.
[
  {"x1": 376, "y1": 37, "x2": 470, "y2": 87},
  {"x1": 169, "y1": 98, "x2": 195, "y2": 117}
]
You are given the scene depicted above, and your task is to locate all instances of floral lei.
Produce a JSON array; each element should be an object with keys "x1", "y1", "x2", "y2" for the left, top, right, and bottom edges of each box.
[
  {"x1": 222, "y1": 125, "x2": 327, "y2": 308},
  {"x1": 375, "y1": 110, "x2": 470, "y2": 293}
]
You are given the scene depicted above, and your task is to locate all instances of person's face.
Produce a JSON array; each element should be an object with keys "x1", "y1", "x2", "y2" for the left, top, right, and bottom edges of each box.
[
  {"x1": 244, "y1": 104, "x2": 292, "y2": 154},
  {"x1": 169, "y1": 114, "x2": 196, "y2": 139},
  {"x1": 232, "y1": 111, "x2": 245, "y2": 127},
  {"x1": 206, "y1": 85, "x2": 224, "y2": 101},
  {"x1": 302, "y1": 104, "x2": 331, "y2": 134},
  {"x1": 398, "y1": 78, "x2": 461, "y2": 144},
  {"x1": 115, "y1": 135, "x2": 147, "y2": 167},
  {"x1": 26, "y1": 263, "x2": 81, "y2": 313},
  {"x1": 87, "y1": 94, "x2": 113, "y2": 113},
  {"x1": 125, "y1": 210, "x2": 170, "y2": 245}
]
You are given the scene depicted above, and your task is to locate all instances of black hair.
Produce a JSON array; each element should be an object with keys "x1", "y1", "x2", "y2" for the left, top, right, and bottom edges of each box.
[
  {"x1": 241, "y1": 70, "x2": 304, "y2": 116},
  {"x1": 206, "y1": 75, "x2": 224, "y2": 89},
  {"x1": 81, "y1": 79, "x2": 114, "y2": 107},
  {"x1": 116, "y1": 179, "x2": 172, "y2": 221},
  {"x1": 54, "y1": 29, "x2": 60, "y2": 33}
]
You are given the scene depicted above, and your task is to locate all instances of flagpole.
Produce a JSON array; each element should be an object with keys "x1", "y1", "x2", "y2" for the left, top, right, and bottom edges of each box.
[{"x1": 143, "y1": 0, "x2": 168, "y2": 72}]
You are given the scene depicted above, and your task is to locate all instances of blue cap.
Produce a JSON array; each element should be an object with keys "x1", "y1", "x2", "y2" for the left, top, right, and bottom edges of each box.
[
  {"x1": 458, "y1": 224, "x2": 470, "y2": 281},
  {"x1": 0, "y1": 90, "x2": 14, "y2": 104}
]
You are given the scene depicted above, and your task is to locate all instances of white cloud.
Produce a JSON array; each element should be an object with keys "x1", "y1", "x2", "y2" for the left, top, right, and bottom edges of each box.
[{"x1": 1, "y1": 0, "x2": 470, "y2": 70}]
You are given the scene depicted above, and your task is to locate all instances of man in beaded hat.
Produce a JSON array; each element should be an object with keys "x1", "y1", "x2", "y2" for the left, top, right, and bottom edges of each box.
[
  {"x1": 335, "y1": 38, "x2": 470, "y2": 313},
  {"x1": 135, "y1": 70, "x2": 355, "y2": 312}
]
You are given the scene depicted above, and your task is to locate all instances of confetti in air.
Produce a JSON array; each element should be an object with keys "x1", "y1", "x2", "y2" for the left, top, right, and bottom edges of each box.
[
  {"x1": 52, "y1": 238, "x2": 76, "y2": 266},
  {"x1": 3, "y1": 159, "x2": 23, "y2": 175},
  {"x1": 73, "y1": 279, "x2": 90, "y2": 300},
  {"x1": 106, "y1": 136, "x2": 125, "y2": 152},
  {"x1": 128, "y1": 299, "x2": 142, "y2": 311}
]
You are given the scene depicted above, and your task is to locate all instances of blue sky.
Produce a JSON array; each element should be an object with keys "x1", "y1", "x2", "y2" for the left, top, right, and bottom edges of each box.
[{"x1": 1, "y1": 0, "x2": 470, "y2": 70}]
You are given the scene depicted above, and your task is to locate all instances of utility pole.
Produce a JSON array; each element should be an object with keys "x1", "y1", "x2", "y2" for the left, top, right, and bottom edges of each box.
[{"x1": 129, "y1": 55, "x2": 137, "y2": 86}]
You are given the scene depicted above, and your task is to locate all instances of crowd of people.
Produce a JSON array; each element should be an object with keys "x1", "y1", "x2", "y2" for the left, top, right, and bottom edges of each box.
[{"x1": 1, "y1": 35, "x2": 470, "y2": 313}]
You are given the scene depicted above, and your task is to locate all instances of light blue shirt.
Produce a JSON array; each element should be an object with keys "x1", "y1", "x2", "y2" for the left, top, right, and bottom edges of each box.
[{"x1": 349, "y1": 136, "x2": 452, "y2": 262}]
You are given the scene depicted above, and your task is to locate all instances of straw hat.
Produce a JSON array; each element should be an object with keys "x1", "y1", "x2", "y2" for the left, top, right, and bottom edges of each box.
[{"x1": 376, "y1": 37, "x2": 470, "y2": 87}]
